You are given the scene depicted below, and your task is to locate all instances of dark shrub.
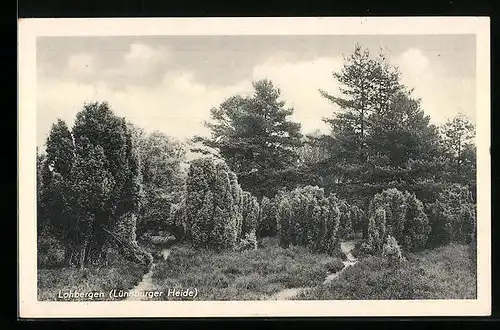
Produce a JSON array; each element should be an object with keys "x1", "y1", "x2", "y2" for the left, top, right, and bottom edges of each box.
[{"x1": 38, "y1": 233, "x2": 66, "y2": 268}]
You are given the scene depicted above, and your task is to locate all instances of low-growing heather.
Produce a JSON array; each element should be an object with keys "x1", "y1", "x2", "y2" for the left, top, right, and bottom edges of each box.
[
  {"x1": 295, "y1": 244, "x2": 476, "y2": 300},
  {"x1": 151, "y1": 237, "x2": 342, "y2": 300}
]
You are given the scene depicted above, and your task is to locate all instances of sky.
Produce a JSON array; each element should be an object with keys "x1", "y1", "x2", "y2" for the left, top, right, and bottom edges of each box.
[{"x1": 36, "y1": 35, "x2": 477, "y2": 148}]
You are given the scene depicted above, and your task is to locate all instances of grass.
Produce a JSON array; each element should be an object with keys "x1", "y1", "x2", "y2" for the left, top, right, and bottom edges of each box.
[
  {"x1": 37, "y1": 248, "x2": 147, "y2": 301},
  {"x1": 37, "y1": 237, "x2": 477, "y2": 302},
  {"x1": 150, "y1": 237, "x2": 343, "y2": 301},
  {"x1": 295, "y1": 243, "x2": 477, "y2": 300}
]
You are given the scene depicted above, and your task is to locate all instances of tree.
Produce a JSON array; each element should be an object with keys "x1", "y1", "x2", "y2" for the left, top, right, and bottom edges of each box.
[
  {"x1": 184, "y1": 158, "x2": 216, "y2": 240},
  {"x1": 210, "y1": 162, "x2": 239, "y2": 249},
  {"x1": 366, "y1": 188, "x2": 430, "y2": 253},
  {"x1": 228, "y1": 171, "x2": 244, "y2": 240},
  {"x1": 427, "y1": 183, "x2": 476, "y2": 247},
  {"x1": 440, "y1": 113, "x2": 476, "y2": 191},
  {"x1": 368, "y1": 91, "x2": 441, "y2": 169},
  {"x1": 337, "y1": 198, "x2": 354, "y2": 239},
  {"x1": 318, "y1": 44, "x2": 403, "y2": 166},
  {"x1": 367, "y1": 207, "x2": 386, "y2": 253},
  {"x1": 193, "y1": 79, "x2": 303, "y2": 198},
  {"x1": 40, "y1": 123, "x2": 80, "y2": 264},
  {"x1": 71, "y1": 140, "x2": 115, "y2": 268},
  {"x1": 298, "y1": 129, "x2": 328, "y2": 165},
  {"x1": 45, "y1": 119, "x2": 74, "y2": 179},
  {"x1": 275, "y1": 186, "x2": 343, "y2": 256},
  {"x1": 350, "y1": 204, "x2": 364, "y2": 235},
  {"x1": 36, "y1": 150, "x2": 49, "y2": 233},
  {"x1": 184, "y1": 157, "x2": 242, "y2": 250},
  {"x1": 257, "y1": 196, "x2": 278, "y2": 238},
  {"x1": 401, "y1": 192, "x2": 430, "y2": 252},
  {"x1": 62, "y1": 101, "x2": 145, "y2": 267},
  {"x1": 313, "y1": 44, "x2": 445, "y2": 208},
  {"x1": 241, "y1": 191, "x2": 260, "y2": 238},
  {"x1": 382, "y1": 235, "x2": 406, "y2": 266},
  {"x1": 130, "y1": 127, "x2": 187, "y2": 236}
]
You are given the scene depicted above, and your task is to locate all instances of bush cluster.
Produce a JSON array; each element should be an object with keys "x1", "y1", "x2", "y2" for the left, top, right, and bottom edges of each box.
[
  {"x1": 275, "y1": 186, "x2": 350, "y2": 256},
  {"x1": 171, "y1": 158, "x2": 260, "y2": 251},
  {"x1": 366, "y1": 188, "x2": 430, "y2": 253}
]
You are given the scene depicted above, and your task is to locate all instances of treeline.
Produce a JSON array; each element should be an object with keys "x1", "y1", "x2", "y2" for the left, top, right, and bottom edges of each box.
[
  {"x1": 194, "y1": 44, "x2": 476, "y2": 210},
  {"x1": 189, "y1": 43, "x2": 476, "y2": 256},
  {"x1": 37, "y1": 43, "x2": 477, "y2": 269}
]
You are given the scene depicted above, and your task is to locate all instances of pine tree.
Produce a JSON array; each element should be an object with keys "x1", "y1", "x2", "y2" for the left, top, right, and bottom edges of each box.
[{"x1": 193, "y1": 79, "x2": 303, "y2": 198}]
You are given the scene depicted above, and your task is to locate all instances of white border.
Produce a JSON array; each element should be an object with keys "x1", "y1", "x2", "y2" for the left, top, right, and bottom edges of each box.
[{"x1": 18, "y1": 17, "x2": 491, "y2": 318}]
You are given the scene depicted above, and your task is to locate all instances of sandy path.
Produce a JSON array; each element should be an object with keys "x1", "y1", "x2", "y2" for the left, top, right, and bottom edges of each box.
[
  {"x1": 124, "y1": 248, "x2": 170, "y2": 301},
  {"x1": 323, "y1": 240, "x2": 358, "y2": 284},
  {"x1": 269, "y1": 240, "x2": 359, "y2": 300}
]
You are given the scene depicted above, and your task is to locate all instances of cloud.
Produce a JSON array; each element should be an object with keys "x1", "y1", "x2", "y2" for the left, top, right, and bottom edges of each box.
[
  {"x1": 37, "y1": 71, "x2": 253, "y2": 148},
  {"x1": 394, "y1": 48, "x2": 476, "y2": 125},
  {"x1": 37, "y1": 47, "x2": 476, "y2": 149},
  {"x1": 125, "y1": 43, "x2": 166, "y2": 63},
  {"x1": 66, "y1": 53, "x2": 95, "y2": 76},
  {"x1": 105, "y1": 43, "x2": 170, "y2": 79},
  {"x1": 252, "y1": 56, "x2": 343, "y2": 135}
]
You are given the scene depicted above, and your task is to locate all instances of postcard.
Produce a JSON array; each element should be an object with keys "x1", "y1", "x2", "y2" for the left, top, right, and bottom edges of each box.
[{"x1": 18, "y1": 17, "x2": 491, "y2": 318}]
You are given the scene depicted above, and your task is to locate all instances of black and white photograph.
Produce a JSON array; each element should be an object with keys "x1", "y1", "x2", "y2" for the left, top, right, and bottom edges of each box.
[{"x1": 18, "y1": 17, "x2": 490, "y2": 318}]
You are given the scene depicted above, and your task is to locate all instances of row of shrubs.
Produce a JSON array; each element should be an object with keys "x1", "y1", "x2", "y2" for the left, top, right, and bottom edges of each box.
[
  {"x1": 356, "y1": 183, "x2": 476, "y2": 264},
  {"x1": 164, "y1": 157, "x2": 476, "y2": 261},
  {"x1": 272, "y1": 186, "x2": 360, "y2": 255},
  {"x1": 166, "y1": 158, "x2": 364, "y2": 255}
]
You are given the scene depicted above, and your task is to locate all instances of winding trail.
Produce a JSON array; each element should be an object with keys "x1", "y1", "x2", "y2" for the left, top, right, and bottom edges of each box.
[
  {"x1": 124, "y1": 248, "x2": 170, "y2": 301},
  {"x1": 323, "y1": 240, "x2": 358, "y2": 284},
  {"x1": 269, "y1": 240, "x2": 359, "y2": 300}
]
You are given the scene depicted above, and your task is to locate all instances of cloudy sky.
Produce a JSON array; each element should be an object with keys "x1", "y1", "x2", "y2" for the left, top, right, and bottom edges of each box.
[{"x1": 36, "y1": 34, "x2": 476, "y2": 148}]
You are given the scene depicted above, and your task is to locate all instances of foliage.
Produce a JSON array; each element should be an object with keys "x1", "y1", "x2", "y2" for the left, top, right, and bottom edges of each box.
[
  {"x1": 38, "y1": 102, "x2": 146, "y2": 268},
  {"x1": 295, "y1": 244, "x2": 477, "y2": 300},
  {"x1": 257, "y1": 196, "x2": 278, "y2": 238},
  {"x1": 241, "y1": 191, "x2": 260, "y2": 238},
  {"x1": 382, "y1": 235, "x2": 406, "y2": 266},
  {"x1": 37, "y1": 231, "x2": 66, "y2": 268},
  {"x1": 167, "y1": 200, "x2": 187, "y2": 241},
  {"x1": 183, "y1": 158, "x2": 247, "y2": 250},
  {"x1": 336, "y1": 198, "x2": 354, "y2": 239},
  {"x1": 151, "y1": 238, "x2": 342, "y2": 300},
  {"x1": 193, "y1": 79, "x2": 303, "y2": 198},
  {"x1": 45, "y1": 119, "x2": 74, "y2": 179},
  {"x1": 440, "y1": 114, "x2": 476, "y2": 195},
  {"x1": 129, "y1": 127, "x2": 187, "y2": 236},
  {"x1": 276, "y1": 195, "x2": 293, "y2": 248},
  {"x1": 276, "y1": 186, "x2": 342, "y2": 256},
  {"x1": 309, "y1": 44, "x2": 456, "y2": 209},
  {"x1": 350, "y1": 204, "x2": 364, "y2": 235},
  {"x1": 366, "y1": 188, "x2": 430, "y2": 253},
  {"x1": 426, "y1": 183, "x2": 476, "y2": 247},
  {"x1": 237, "y1": 232, "x2": 258, "y2": 251}
]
